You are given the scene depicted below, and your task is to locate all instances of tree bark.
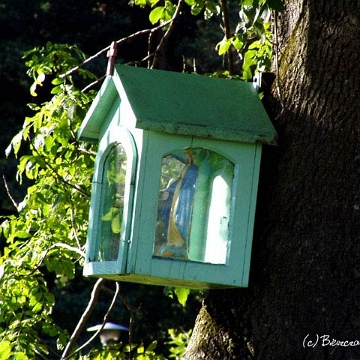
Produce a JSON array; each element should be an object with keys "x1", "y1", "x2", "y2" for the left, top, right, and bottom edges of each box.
[{"x1": 185, "y1": 0, "x2": 360, "y2": 359}]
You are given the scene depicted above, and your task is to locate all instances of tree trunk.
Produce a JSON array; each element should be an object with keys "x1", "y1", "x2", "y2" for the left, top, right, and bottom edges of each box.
[{"x1": 184, "y1": 0, "x2": 360, "y2": 359}]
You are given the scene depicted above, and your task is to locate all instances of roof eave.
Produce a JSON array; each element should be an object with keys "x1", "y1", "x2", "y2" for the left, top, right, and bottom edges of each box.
[{"x1": 77, "y1": 76, "x2": 117, "y2": 143}]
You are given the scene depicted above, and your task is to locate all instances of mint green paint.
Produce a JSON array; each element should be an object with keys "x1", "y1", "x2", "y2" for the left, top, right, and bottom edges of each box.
[
  {"x1": 80, "y1": 65, "x2": 277, "y2": 289},
  {"x1": 187, "y1": 152, "x2": 211, "y2": 262},
  {"x1": 78, "y1": 65, "x2": 277, "y2": 145}
]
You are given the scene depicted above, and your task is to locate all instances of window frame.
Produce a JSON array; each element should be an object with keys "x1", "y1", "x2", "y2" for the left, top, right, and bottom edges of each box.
[{"x1": 83, "y1": 127, "x2": 137, "y2": 276}]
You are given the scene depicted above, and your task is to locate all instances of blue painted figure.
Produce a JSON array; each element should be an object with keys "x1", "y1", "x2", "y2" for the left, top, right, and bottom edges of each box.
[
  {"x1": 158, "y1": 150, "x2": 198, "y2": 259},
  {"x1": 156, "y1": 147, "x2": 233, "y2": 263}
]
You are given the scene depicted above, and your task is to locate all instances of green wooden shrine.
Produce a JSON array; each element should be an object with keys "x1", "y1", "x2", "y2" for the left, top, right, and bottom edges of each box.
[{"x1": 78, "y1": 65, "x2": 277, "y2": 289}]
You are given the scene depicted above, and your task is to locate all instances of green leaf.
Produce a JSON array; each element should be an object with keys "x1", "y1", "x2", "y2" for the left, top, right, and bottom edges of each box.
[
  {"x1": 232, "y1": 36, "x2": 244, "y2": 50},
  {"x1": 36, "y1": 72, "x2": 45, "y2": 85},
  {"x1": 50, "y1": 85, "x2": 63, "y2": 95},
  {"x1": 204, "y1": 1, "x2": 220, "y2": 19},
  {"x1": 30, "y1": 82, "x2": 38, "y2": 97},
  {"x1": 111, "y1": 212, "x2": 121, "y2": 234},
  {"x1": 9, "y1": 131, "x2": 24, "y2": 157},
  {"x1": 174, "y1": 287, "x2": 190, "y2": 307},
  {"x1": 148, "y1": 0, "x2": 161, "y2": 6},
  {"x1": 137, "y1": 343, "x2": 145, "y2": 353},
  {"x1": 145, "y1": 341, "x2": 158, "y2": 353},
  {"x1": 216, "y1": 37, "x2": 233, "y2": 55},
  {"x1": 13, "y1": 352, "x2": 28, "y2": 360},
  {"x1": 0, "y1": 340, "x2": 13, "y2": 360},
  {"x1": 149, "y1": 6, "x2": 164, "y2": 24},
  {"x1": 189, "y1": 2, "x2": 203, "y2": 16},
  {"x1": 248, "y1": 39, "x2": 261, "y2": 50},
  {"x1": 12, "y1": 231, "x2": 32, "y2": 239},
  {"x1": 240, "y1": 0, "x2": 255, "y2": 5},
  {"x1": 51, "y1": 77, "x2": 64, "y2": 85},
  {"x1": 133, "y1": 0, "x2": 147, "y2": 7}
]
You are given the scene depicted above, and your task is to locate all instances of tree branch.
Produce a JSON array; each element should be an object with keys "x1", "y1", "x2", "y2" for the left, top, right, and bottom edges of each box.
[
  {"x1": 60, "y1": 18, "x2": 176, "y2": 79},
  {"x1": 81, "y1": 74, "x2": 106, "y2": 92},
  {"x1": 47, "y1": 242, "x2": 85, "y2": 257},
  {"x1": 151, "y1": 0, "x2": 184, "y2": 69},
  {"x1": 2, "y1": 175, "x2": 19, "y2": 211},
  {"x1": 65, "y1": 282, "x2": 121, "y2": 359},
  {"x1": 30, "y1": 145, "x2": 91, "y2": 198},
  {"x1": 29, "y1": 242, "x2": 85, "y2": 275},
  {"x1": 147, "y1": 32, "x2": 154, "y2": 69},
  {"x1": 61, "y1": 278, "x2": 105, "y2": 360},
  {"x1": 69, "y1": 199, "x2": 84, "y2": 250},
  {"x1": 101, "y1": 285, "x2": 141, "y2": 355},
  {"x1": 273, "y1": 10, "x2": 284, "y2": 109},
  {"x1": 219, "y1": 0, "x2": 234, "y2": 74}
]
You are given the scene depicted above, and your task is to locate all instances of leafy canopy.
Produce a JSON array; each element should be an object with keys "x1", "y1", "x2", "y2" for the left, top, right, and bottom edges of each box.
[
  {"x1": 0, "y1": 42, "x2": 97, "y2": 358},
  {"x1": 131, "y1": 0, "x2": 284, "y2": 79}
]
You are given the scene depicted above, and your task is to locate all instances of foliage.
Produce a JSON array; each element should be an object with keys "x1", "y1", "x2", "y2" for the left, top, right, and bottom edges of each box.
[
  {"x1": 164, "y1": 287, "x2": 191, "y2": 307},
  {"x1": 78, "y1": 332, "x2": 187, "y2": 360},
  {"x1": 216, "y1": 0, "x2": 283, "y2": 79},
  {"x1": 166, "y1": 329, "x2": 192, "y2": 359},
  {"x1": 79, "y1": 329, "x2": 190, "y2": 360},
  {"x1": 132, "y1": 0, "x2": 284, "y2": 79},
  {"x1": 23, "y1": 42, "x2": 98, "y2": 97},
  {"x1": 0, "y1": 39, "x2": 197, "y2": 358},
  {"x1": 0, "y1": 42, "x2": 97, "y2": 358},
  {"x1": 81, "y1": 341, "x2": 165, "y2": 360}
]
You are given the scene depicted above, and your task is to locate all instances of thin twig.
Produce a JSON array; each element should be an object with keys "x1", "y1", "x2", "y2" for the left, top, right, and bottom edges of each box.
[
  {"x1": 46, "y1": 242, "x2": 85, "y2": 257},
  {"x1": 61, "y1": 278, "x2": 105, "y2": 360},
  {"x1": 60, "y1": 18, "x2": 176, "y2": 79},
  {"x1": 30, "y1": 145, "x2": 91, "y2": 198},
  {"x1": 147, "y1": 32, "x2": 154, "y2": 69},
  {"x1": 219, "y1": 0, "x2": 234, "y2": 74},
  {"x1": 2, "y1": 175, "x2": 19, "y2": 210},
  {"x1": 101, "y1": 285, "x2": 141, "y2": 313},
  {"x1": 128, "y1": 307, "x2": 137, "y2": 359},
  {"x1": 151, "y1": 0, "x2": 184, "y2": 69},
  {"x1": 29, "y1": 242, "x2": 85, "y2": 275},
  {"x1": 66, "y1": 282, "x2": 121, "y2": 359},
  {"x1": 69, "y1": 199, "x2": 83, "y2": 250},
  {"x1": 273, "y1": 11, "x2": 284, "y2": 109},
  {"x1": 101, "y1": 285, "x2": 141, "y2": 357},
  {"x1": 81, "y1": 74, "x2": 106, "y2": 92},
  {"x1": 126, "y1": 52, "x2": 154, "y2": 67}
]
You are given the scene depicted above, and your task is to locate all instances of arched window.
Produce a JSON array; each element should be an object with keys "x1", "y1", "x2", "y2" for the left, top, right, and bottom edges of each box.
[
  {"x1": 86, "y1": 128, "x2": 137, "y2": 269},
  {"x1": 154, "y1": 147, "x2": 234, "y2": 264},
  {"x1": 96, "y1": 142, "x2": 127, "y2": 261}
]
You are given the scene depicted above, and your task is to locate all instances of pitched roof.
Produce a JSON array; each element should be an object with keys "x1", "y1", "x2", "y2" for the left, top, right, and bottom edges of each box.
[{"x1": 78, "y1": 65, "x2": 277, "y2": 145}]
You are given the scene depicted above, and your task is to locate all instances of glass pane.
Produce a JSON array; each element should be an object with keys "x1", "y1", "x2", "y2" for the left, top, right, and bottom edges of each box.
[
  {"x1": 96, "y1": 143, "x2": 127, "y2": 261},
  {"x1": 154, "y1": 147, "x2": 234, "y2": 264}
]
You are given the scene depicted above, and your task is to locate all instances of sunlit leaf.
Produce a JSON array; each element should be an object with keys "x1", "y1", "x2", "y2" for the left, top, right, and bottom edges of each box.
[
  {"x1": 36, "y1": 72, "x2": 46, "y2": 85},
  {"x1": 51, "y1": 85, "x2": 63, "y2": 95},
  {"x1": 232, "y1": 36, "x2": 244, "y2": 50},
  {"x1": 149, "y1": 6, "x2": 164, "y2": 24},
  {"x1": 0, "y1": 341, "x2": 13, "y2": 360},
  {"x1": 51, "y1": 77, "x2": 64, "y2": 85},
  {"x1": 13, "y1": 352, "x2": 28, "y2": 360},
  {"x1": 216, "y1": 37, "x2": 233, "y2": 56},
  {"x1": 174, "y1": 287, "x2": 190, "y2": 306},
  {"x1": 30, "y1": 82, "x2": 38, "y2": 97}
]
